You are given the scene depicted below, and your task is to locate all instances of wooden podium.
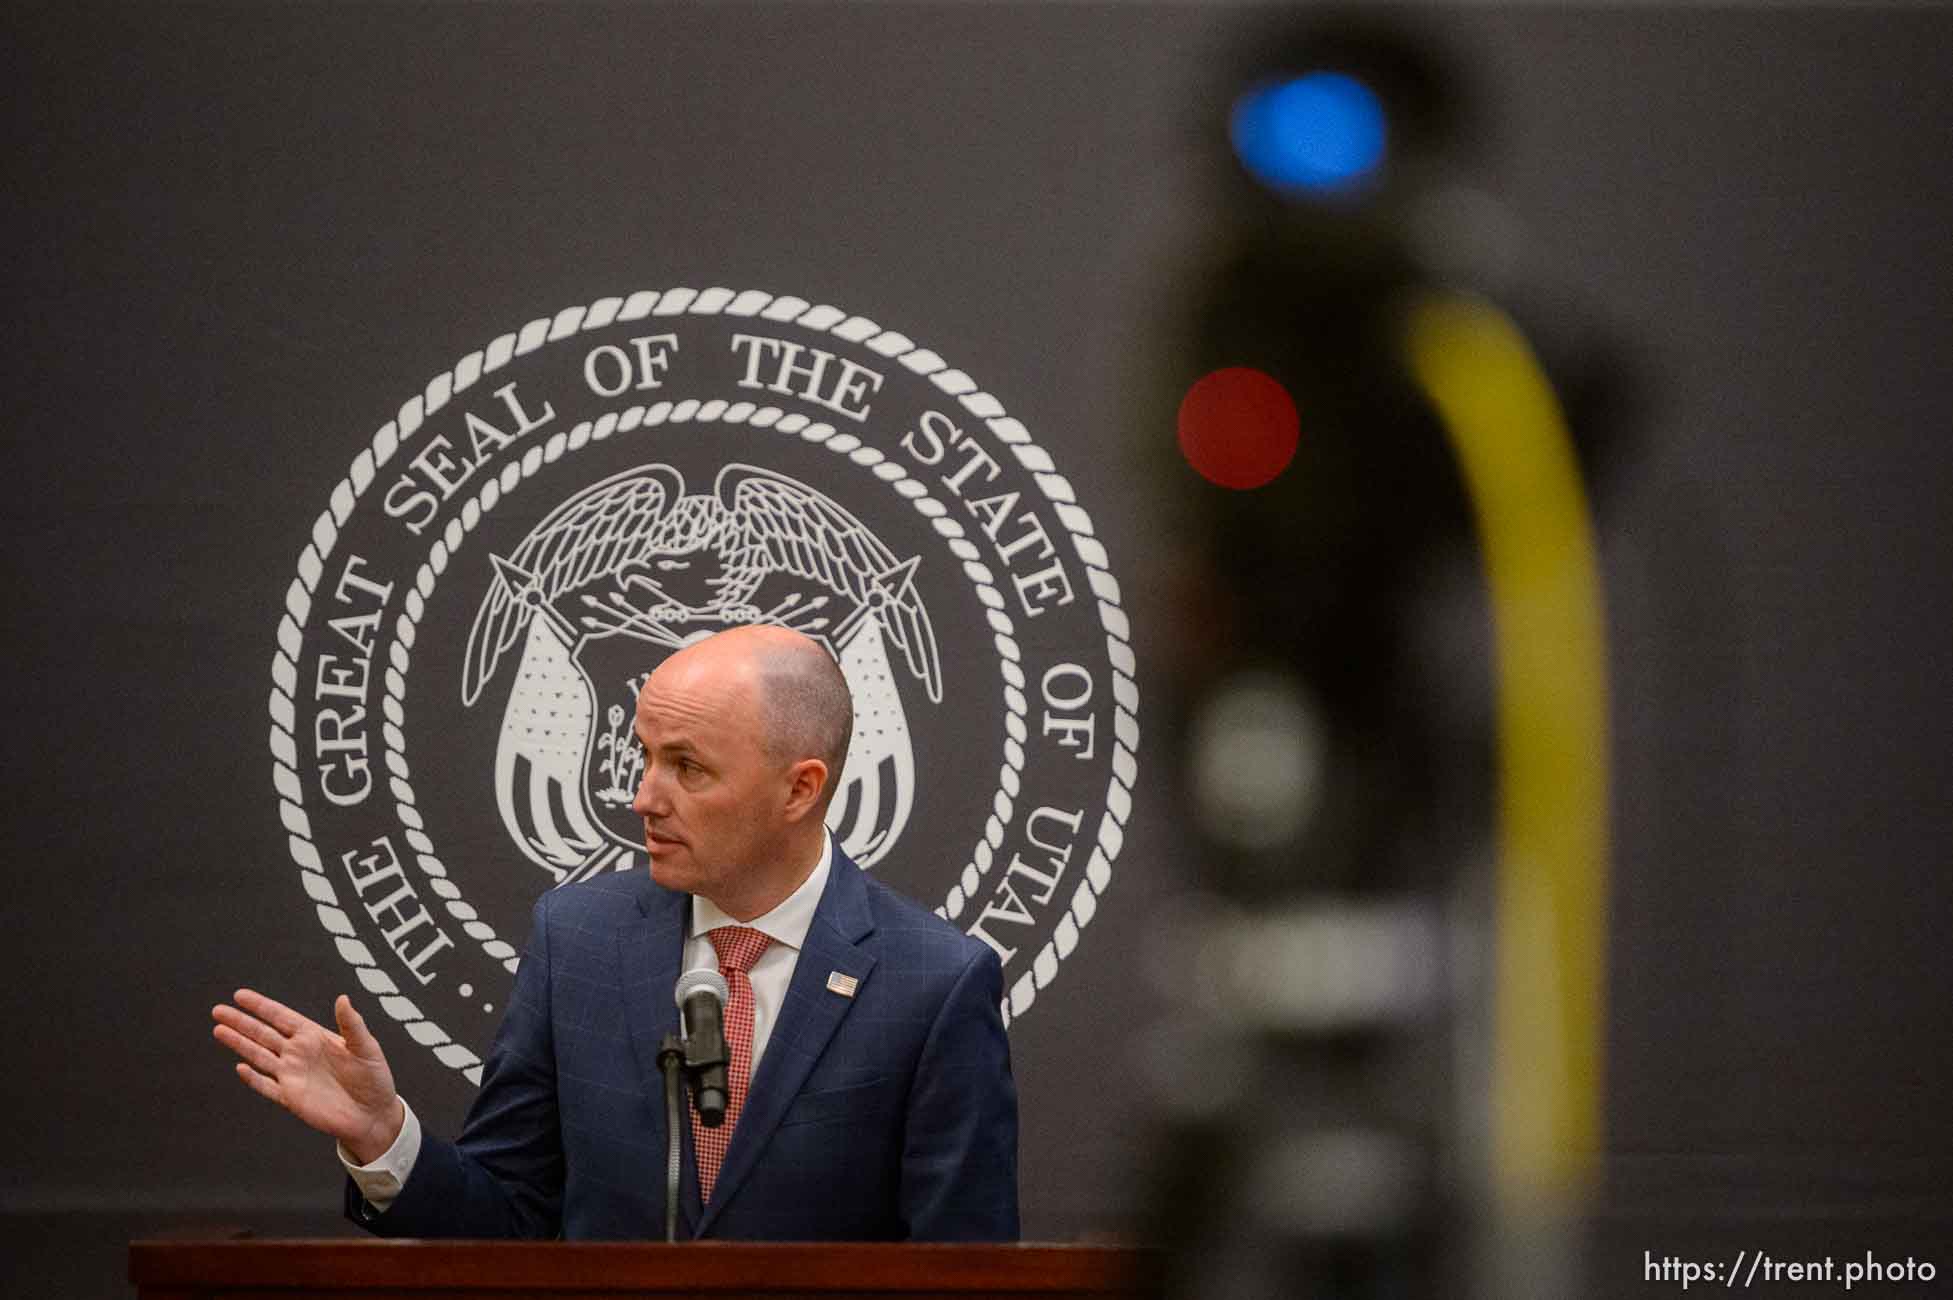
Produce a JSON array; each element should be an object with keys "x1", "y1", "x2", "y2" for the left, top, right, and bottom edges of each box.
[{"x1": 128, "y1": 1239, "x2": 1146, "y2": 1299}]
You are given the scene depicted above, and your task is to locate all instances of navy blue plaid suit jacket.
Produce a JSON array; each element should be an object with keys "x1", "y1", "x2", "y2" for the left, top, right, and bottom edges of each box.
[{"x1": 345, "y1": 844, "x2": 1018, "y2": 1241}]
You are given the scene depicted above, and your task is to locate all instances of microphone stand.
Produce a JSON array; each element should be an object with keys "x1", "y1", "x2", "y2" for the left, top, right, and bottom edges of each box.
[
  {"x1": 657, "y1": 1024, "x2": 730, "y2": 1242},
  {"x1": 656, "y1": 1032, "x2": 686, "y2": 1244}
]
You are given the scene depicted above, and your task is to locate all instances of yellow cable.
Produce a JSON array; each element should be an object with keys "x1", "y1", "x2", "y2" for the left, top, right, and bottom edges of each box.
[{"x1": 1403, "y1": 293, "x2": 1610, "y2": 1201}]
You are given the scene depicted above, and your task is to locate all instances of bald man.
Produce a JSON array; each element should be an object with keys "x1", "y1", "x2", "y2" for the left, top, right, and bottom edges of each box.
[{"x1": 213, "y1": 626, "x2": 1018, "y2": 1241}]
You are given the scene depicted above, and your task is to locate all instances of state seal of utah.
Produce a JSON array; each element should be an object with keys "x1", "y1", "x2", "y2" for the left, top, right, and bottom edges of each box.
[{"x1": 267, "y1": 288, "x2": 1138, "y2": 1084}]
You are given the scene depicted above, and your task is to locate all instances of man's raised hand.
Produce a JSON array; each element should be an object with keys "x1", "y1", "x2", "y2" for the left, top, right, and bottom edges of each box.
[{"x1": 211, "y1": 989, "x2": 405, "y2": 1165}]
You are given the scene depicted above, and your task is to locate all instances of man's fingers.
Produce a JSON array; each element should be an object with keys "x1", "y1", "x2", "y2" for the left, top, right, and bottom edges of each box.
[
  {"x1": 234, "y1": 1060, "x2": 284, "y2": 1106},
  {"x1": 334, "y1": 994, "x2": 374, "y2": 1053},
  {"x1": 233, "y1": 988, "x2": 306, "y2": 1036},
  {"x1": 212, "y1": 1004, "x2": 287, "y2": 1055},
  {"x1": 212, "y1": 1022, "x2": 283, "y2": 1078}
]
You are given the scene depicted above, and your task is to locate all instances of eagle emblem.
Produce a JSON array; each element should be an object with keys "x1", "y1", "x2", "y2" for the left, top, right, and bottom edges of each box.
[{"x1": 460, "y1": 462, "x2": 941, "y2": 883}]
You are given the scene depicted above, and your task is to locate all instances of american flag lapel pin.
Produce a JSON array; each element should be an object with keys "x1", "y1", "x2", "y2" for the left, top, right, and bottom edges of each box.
[{"x1": 826, "y1": 971, "x2": 859, "y2": 998}]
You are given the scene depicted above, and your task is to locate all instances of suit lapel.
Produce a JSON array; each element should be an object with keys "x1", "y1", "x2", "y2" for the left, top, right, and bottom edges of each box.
[
  {"x1": 620, "y1": 876, "x2": 704, "y2": 1237},
  {"x1": 695, "y1": 849, "x2": 878, "y2": 1236}
]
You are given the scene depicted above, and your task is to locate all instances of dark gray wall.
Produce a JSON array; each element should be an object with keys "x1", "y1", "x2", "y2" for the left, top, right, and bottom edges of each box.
[{"x1": 4, "y1": 3, "x2": 1950, "y2": 1296}]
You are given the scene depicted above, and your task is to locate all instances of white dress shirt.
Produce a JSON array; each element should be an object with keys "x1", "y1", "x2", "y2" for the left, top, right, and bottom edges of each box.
[{"x1": 342, "y1": 835, "x2": 834, "y2": 1212}]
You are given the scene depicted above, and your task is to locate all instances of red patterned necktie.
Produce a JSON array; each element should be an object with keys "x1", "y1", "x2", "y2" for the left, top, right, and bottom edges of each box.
[{"x1": 692, "y1": 925, "x2": 773, "y2": 1204}]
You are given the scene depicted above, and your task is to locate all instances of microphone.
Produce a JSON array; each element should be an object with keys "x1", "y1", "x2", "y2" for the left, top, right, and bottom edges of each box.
[{"x1": 674, "y1": 967, "x2": 730, "y2": 1126}]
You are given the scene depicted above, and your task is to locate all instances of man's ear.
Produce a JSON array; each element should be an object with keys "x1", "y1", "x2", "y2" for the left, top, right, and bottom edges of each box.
[{"x1": 782, "y1": 757, "x2": 829, "y2": 822}]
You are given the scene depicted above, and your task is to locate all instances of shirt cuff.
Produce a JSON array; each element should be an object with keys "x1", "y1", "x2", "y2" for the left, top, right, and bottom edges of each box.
[{"x1": 337, "y1": 1097, "x2": 421, "y2": 1214}]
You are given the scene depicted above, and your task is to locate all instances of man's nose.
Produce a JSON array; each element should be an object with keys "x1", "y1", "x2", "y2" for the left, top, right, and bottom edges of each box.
[{"x1": 631, "y1": 760, "x2": 667, "y2": 818}]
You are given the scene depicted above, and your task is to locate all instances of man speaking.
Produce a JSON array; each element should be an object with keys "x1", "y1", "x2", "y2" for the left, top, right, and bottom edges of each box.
[{"x1": 212, "y1": 625, "x2": 1019, "y2": 1241}]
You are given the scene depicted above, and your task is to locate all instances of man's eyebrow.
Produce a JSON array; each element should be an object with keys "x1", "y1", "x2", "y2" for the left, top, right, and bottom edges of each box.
[{"x1": 635, "y1": 732, "x2": 698, "y2": 756}]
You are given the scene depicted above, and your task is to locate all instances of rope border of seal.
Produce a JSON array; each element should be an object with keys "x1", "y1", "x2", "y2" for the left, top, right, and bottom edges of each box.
[{"x1": 268, "y1": 287, "x2": 1138, "y2": 1080}]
